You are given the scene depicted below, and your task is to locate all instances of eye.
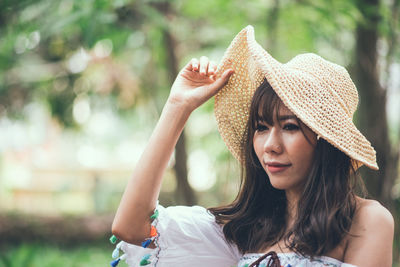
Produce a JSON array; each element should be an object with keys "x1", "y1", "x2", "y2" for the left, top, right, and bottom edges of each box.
[
  {"x1": 283, "y1": 123, "x2": 299, "y2": 131},
  {"x1": 256, "y1": 123, "x2": 269, "y2": 132}
]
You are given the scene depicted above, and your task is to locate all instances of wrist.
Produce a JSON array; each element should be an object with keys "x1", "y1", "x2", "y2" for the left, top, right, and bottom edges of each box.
[
  {"x1": 165, "y1": 97, "x2": 194, "y2": 116},
  {"x1": 162, "y1": 100, "x2": 192, "y2": 125}
]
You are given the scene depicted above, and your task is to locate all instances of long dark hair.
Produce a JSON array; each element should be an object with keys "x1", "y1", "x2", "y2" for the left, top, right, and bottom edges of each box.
[{"x1": 209, "y1": 79, "x2": 363, "y2": 256}]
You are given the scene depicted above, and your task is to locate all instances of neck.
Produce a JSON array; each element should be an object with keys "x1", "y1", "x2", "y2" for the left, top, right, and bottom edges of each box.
[{"x1": 285, "y1": 189, "x2": 301, "y2": 224}]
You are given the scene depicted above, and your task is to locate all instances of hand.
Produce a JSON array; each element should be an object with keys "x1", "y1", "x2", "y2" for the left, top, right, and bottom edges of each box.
[{"x1": 167, "y1": 56, "x2": 234, "y2": 112}]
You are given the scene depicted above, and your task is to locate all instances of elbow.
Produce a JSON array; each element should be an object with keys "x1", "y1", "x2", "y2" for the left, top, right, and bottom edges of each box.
[
  {"x1": 111, "y1": 220, "x2": 133, "y2": 244},
  {"x1": 111, "y1": 221, "x2": 122, "y2": 240},
  {"x1": 111, "y1": 220, "x2": 149, "y2": 246},
  {"x1": 111, "y1": 221, "x2": 123, "y2": 241}
]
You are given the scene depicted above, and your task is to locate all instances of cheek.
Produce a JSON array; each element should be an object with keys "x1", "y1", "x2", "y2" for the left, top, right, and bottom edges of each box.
[
  {"x1": 253, "y1": 135, "x2": 264, "y2": 161},
  {"x1": 287, "y1": 136, "x2": 315, "y2": 171}
]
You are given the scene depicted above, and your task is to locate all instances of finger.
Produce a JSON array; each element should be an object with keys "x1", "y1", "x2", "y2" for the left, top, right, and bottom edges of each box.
[
  {"x1": 199, "y1": 56, "x2": 209, "y2": 75},
  {"x1": 208, "y1": 69, "x2": 234, "y2": 95},
  {"x1": 183, "y1": 58, "x2": 198, "y2": 71},
  {"x1": 191, "y1": 58, "x2": 199, "y2": 71},
  {"x1": 208, "y1": 61, "x2": 217, "y2": 75}
]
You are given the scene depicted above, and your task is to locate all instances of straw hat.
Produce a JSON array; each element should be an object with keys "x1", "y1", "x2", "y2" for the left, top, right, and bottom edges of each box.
[{"x1": 214, "y1": 25, "x2": 378, "y2": 170}]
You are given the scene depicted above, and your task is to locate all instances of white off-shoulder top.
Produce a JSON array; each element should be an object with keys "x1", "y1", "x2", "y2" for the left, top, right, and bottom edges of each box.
[{"x1": 109, "y1": 204, "x2": 357, "y2": 267}]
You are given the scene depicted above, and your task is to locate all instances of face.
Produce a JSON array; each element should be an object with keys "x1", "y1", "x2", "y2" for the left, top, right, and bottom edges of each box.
[{"x1": 253, "y1": 104, "x2": 317, "y2": 195}]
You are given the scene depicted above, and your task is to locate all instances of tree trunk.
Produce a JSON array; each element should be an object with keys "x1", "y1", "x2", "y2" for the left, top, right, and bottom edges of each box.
[
  {"x1": 353, "y1": 0, "x2": 398, "y2": 210},
  {"x1": 158, "y1": 2, "x2": 197, "y2": 206}
]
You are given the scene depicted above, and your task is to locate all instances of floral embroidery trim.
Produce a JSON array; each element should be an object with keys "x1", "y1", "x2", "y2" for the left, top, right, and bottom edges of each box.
[
  {"x1": 239, "y1": 253, "x2": 341, "y2": 267},
  {"x1": 237, "y1": 264, "x2": 291, "y2": 267}
]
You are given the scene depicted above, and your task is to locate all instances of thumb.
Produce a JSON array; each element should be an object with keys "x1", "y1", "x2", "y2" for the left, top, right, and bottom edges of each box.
[{"x1": 208, "y1": 69, "x2": 234, "y2": 95}]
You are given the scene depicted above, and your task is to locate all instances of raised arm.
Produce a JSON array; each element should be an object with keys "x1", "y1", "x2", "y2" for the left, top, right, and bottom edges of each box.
[{"x1": 111, "y1": 57, "x2": 234, "y2": 244}]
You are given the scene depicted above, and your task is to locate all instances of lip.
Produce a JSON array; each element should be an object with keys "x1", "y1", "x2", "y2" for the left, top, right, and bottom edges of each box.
[{"x1": 265, "y1": 161, "x2": 291, "y2": 173}]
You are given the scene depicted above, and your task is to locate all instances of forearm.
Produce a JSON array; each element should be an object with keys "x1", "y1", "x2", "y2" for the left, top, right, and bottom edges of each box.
[{"x1": 112, "y1": 101, "x2": 191, "y2": 243}]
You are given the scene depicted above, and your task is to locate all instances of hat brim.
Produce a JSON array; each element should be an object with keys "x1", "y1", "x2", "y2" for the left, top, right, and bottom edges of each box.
[{"x1": 214, "y1": 25, "x2": 378, "y2": 170}]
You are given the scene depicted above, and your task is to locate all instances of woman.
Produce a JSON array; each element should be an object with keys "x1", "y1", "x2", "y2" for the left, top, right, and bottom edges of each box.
[{"x1": 110, "y1": 26, "x2": 394, "y2": 267}]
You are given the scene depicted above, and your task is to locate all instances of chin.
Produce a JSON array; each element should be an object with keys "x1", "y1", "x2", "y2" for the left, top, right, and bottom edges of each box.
[{"x1": 269, "y1": 180, "x2": 290, "y2": 190}]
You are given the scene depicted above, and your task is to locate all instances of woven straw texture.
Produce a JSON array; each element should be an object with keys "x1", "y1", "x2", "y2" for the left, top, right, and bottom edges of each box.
[{"x1": 214, "y1": 25, "x2": 378, "y2": 170}]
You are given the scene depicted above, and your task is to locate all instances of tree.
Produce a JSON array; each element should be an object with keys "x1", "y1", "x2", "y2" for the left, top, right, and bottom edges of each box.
[
  {"x1": 354, "y1": 0, "x2": 399, "y2": 209},
  {"x1": 353, "y1": 0, "x2": 399, "y2": 261}
]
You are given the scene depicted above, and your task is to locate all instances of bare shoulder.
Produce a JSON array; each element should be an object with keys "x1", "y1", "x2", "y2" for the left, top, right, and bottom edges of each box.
[
  {"x1": 351, "y1": 198, "x2": 394, "y2": 234},
  {"x1": 344, "y1": 197, "x2": 394, "y2": 267}
]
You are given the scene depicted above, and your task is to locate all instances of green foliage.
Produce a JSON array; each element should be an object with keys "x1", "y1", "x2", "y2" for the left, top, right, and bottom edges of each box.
[
  {"x1": 1, "y1": 0, "x2": 395, "y2": 124},
  {"x1": 0, "y1": 244, "x2": 120, "y2": 267},
  {"x1": 0, "y1": 0, "x2": 136, "y2": 122}
]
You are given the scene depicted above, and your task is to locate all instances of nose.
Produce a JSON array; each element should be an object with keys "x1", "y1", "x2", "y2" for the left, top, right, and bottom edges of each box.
[{"x1": 263, "y1": 127, "x2": 283, "y2": 154}]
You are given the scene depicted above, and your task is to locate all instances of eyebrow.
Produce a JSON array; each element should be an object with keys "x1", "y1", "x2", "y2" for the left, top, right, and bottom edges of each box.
[
  {"x1": 277, "y1": 115, "x2": 297, "y2": 121},
  {"x1": 256, "y1": 114, "x2": 297, "y2": 122}
]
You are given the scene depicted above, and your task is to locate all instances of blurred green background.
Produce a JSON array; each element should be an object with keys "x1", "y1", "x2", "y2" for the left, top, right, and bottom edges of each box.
[{"x1": 0, "y1": 0, "x2": 399, "y2": 266}]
